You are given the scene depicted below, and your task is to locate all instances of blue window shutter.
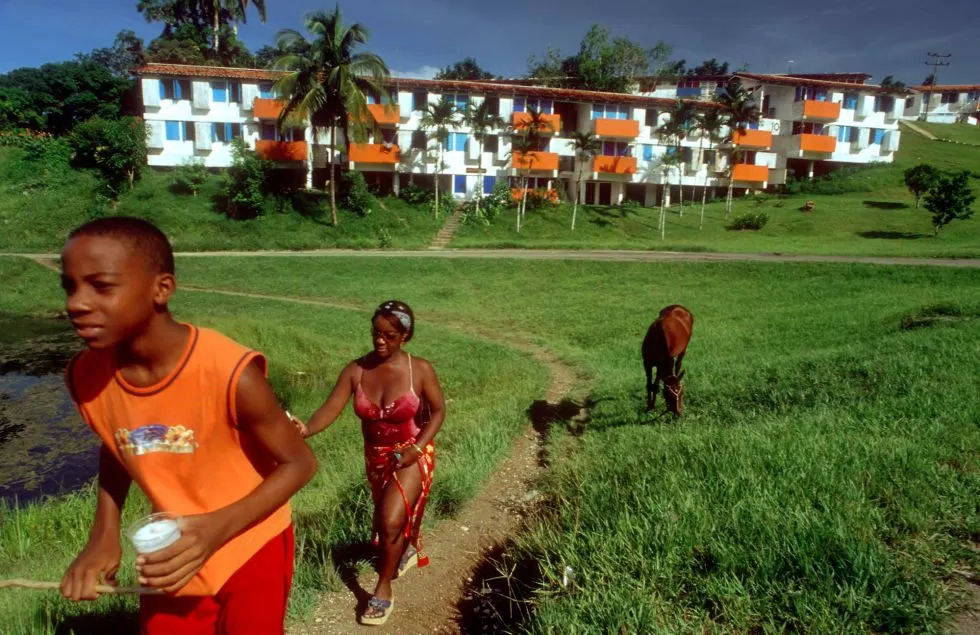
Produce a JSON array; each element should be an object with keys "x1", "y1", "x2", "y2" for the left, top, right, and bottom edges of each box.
[
  {"x1": 749, "y1": 121, "x2": 760, "y2": 130},
  {"x1": 159, "y1": 80, "x2": 166, "y2": 100},
  {"x1": 454, "y1": 175, "x2": 466, "y2": 194},
  {"x1": 592, "y1": 104, "x2": 602, "y2": 120},
  {"x1": 212, "y1": 82, "x2": 227, "y2": 102},
  {"x1": 643, "y1": 144, "x2": 653, "y2": 160},
  {"x1": 165, "y1": 121, "x2": 180, "y2": 141},
  {"x1": 225, "y1": 123, "x2": 233, "y2": 140},
  {"x1": 874, "y1": 129, "x2": 885, "y2": 144},
  {"x1": 514, "y1": 97, "x2": 525, "y2": 113},
  {"x1": 483, "y1": 175, "x2": 496, "y2": 194}
]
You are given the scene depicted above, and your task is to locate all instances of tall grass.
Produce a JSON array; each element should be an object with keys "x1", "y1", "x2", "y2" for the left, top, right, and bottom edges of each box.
[{"x1": 172, "y1": 256, "x2": 980, "y2": 633}]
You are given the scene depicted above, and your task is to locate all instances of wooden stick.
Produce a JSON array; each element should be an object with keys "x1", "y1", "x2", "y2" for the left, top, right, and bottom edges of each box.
[{"x1": 0, "y1": 578, "x2": 162, "y2": 595}]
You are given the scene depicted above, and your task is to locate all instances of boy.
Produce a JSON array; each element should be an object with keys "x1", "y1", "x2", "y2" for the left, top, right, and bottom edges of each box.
[{"x1": 58, "y1": 216, "x2": 316, "y2": 635}]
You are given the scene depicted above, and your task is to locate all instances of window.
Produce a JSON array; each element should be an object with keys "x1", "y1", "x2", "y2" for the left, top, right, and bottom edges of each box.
[
  {"x1": 677, "y1": 80, "x2": 700, "y2": 98},
  {"x1": 444, "y1": 93, "x2": 469, "y2": 111},
  {"x1": 837, "y1": 126, "x2": 851, "y2": 142},
  {"x1": 484, "y1": 135, "x2": 498, "y2": 153},
  {"x1": 412, "y1": 91, "x2": 427, "y2": 111},
  {"x1": 259, "y1": 83, "x2": 274, "y2": 99},
  {"x1": 536, "y1": 137, "x2": 550, "y2": 152},
  {"x1": 941, "y1": 92, "x2": 959, "y2": 104},
  {"x1": 968, "y1": 91, "x2": 980, "y2": 102},
  {"x1": 159, "y1": 79, "x2": 190, "y2": 101},
  {"x1": 411, "y1": 130, "x2": 427, "y2": 150},
  {"x1": 212, "y1": 123, "x2": 243, "y2": 142},
  {"x1": 792, "y1": 122, "x2": 825, "y2": 135},
  {"x1": 591, "y1": 103, "x2": 630, "y2": 120},
  {"x1": 703, "y1": 150, "x2": 716, "y2": 166},
  {"x1": 794, "y1": 86, "x2": 829, "y2": 102},
  {"x1": 211, "y1": 81, "x2": 241, "y2": 103},
  {"x1": 645, "y1": 109, "x2": 658, "y2": 126},
  {"x1": 905, "y1": 96, "x2": 915, "y2": 109},
  {"x1": 259, "y1": 123, "x2": 292, "y2": 142},
  {"x1": 260, "y1": 122, "x2": 277, "y2": 141},
  {"x1": 642, "y1": 144, "x2": 654, "y2": 160},
  {"x1": 666, "y1": 146, "x2": 678, "y2": 156},
  {"x1": 184, "y1": 122, "x2": 195, "y2": 142},
  {"x1": 843, "y1": 93, "x2": 859, "y2": 109},
  {"x1": 874, "y1": 96, "x2": 894, "y2": 113},
  {"x1": 484, "y1": 97, "x2": 500, "y2": 116},
  {"x1": 446, "y1": 132, "x2": 468, "y2": 152},
  {"x1": 454, "y1": 175, "x2": 467, "y2": 194},
  {"x1": 381, "y1": 128, "x2": 396, "y2": 144},
  {"x1": 514, "y1": 97, "x2": 553, "y2": 114},
  {"x1": 870, "y1": 129, "x2": 885, "y2": 145},
  {"x1": 165, "y1": 121, "x2": 181, "y2": 141},
  {"x1": 483, "y1": 175, "x2": 496, "y2": 194},
  {"x1": 602, "y1": 141, "x2": 631, "y2": 157}
]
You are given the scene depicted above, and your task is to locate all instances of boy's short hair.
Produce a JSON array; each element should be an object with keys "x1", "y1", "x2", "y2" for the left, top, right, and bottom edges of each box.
[{"x1": 69, "y1": 216, "x2": 175, "y2": 275}]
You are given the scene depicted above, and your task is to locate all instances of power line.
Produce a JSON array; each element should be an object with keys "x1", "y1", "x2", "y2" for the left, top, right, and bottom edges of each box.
[{"x1": 922, "y1": 53, "x2": 951, "y2": 120}]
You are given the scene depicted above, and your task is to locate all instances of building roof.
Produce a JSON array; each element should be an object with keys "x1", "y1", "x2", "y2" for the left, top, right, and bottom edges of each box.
[
  {"x1": 136, "y1": 63, "x2": 721, "y2": 110},
  {"x1": 786, "y1": 72, "x2": 872, "y2": 83},
  {"x1": 734, "y1": 72, "x2": 906, "y2": 94},
  {"x1": 913, "y1": 84, "x2": 980, "y2": 93}
]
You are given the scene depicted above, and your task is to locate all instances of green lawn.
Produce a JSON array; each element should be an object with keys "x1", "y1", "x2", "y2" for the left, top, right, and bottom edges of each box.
[
  {"x1": 915, "y1": 122, "x2": 980, "y2": 146},
  {"x1": 0, "y1": 147, "x2": 443, "y2": 253},
  {"x1": 452, "y1": 133, "x2": 980, "y2": 258}
]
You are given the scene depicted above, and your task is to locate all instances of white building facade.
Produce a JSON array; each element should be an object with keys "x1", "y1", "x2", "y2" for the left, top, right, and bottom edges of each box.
[
  {"x1": 903, "y1": 85, "x2": 980, "y2": 124},
  {"x1": 136, "y1": 64, "x2": 908, "y2": 203}
]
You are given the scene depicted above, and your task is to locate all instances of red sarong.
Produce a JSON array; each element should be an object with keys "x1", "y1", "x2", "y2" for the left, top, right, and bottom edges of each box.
[{"x1": 364, "y1": 439, "x2": 435, "y2": 566}]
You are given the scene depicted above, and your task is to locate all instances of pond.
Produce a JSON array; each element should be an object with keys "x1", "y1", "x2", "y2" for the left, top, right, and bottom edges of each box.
[{"x1": 0, "y1": 314, "x2": 98, "y2": 504}]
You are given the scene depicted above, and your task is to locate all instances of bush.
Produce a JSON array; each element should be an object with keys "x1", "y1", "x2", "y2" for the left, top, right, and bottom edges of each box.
[
  {"x1": 69, "y1": 117, "x2": 148, "y2": 200},
  {"x1": 174, "y1": 159, "x2": 208, "y2": 191},
  {"x1": 340, "y1": 170, "x2": 373, "y2": 216},
  {"x1": 621, "y1": 198, "x2": 643, "y2": 209},
  {"x1": 461, "y1": 181, "x2": 512, "y2": 224},
  {"x1": 399, "y1": 183, "x2": 433, "y2": 205},
  {"x1": 783, "y1": 167, "x2": 876, "y2": 195},
  {"x1": 173, "y1": 159, "x2": 209, "y2": 197},
  {"x1": 0, "y1": 129, "x2": 71, "y2": 175},
  {"x1": 224, "y1": 139, "x2": 269, "y2": 220},
  {"x1": 728, "y1": 212, "x2": 769, "y2": 231}
]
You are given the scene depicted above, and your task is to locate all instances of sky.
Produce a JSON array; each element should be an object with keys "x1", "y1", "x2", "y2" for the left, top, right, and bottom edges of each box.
[{"x1": 1, "y1": 0, "x2": 978, "y2": 85}]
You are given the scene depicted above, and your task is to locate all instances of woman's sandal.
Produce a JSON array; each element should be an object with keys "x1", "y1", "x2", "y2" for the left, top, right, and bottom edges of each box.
[
  {"x1": 360, "y1": 597, "x2": 394, "y2": 626},
  {"x1": 395, "y1": 546, "x2": 418, "y2": 579}
]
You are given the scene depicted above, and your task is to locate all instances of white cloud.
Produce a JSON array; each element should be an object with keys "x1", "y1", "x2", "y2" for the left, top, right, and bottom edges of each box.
[{"x1": 390, "y1": 65, "x2": 440, "y2": 80}]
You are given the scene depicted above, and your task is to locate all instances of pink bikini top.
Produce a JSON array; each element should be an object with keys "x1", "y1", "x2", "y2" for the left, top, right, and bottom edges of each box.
[{"x1": 353, "y1": 354, "x2": 422, "y2": 445}]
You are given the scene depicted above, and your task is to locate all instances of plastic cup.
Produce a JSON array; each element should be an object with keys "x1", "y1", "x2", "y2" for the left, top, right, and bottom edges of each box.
[{"x1": 127, "y1": 512, "x2": 182, "y2": 554}]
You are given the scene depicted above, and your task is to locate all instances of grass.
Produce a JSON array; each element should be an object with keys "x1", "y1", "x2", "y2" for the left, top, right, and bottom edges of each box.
[
  {"x1": 166, "y1": 255, "x2": 980, "y2": 634},
  {"x1": 915, "y1": 122, "x2": 980, "y2": 146},
  {"x1": 452, "y1": 133, "x2": 980, "y2": 258},
  {"x1": 0, "y1": 257, "x2": 547, "y2": 634},
  {"x1": 0, "y1": 146, "x2": 443, "y2": 253}
]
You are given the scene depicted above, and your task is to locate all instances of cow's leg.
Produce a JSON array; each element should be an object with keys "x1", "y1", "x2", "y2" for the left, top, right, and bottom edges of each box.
[
  {"x1": 644, "y1": 361, "x2": 655, "y2": 411},
  {"x1": 649, "y1": 369, "x2": 662, "y2": 412}
]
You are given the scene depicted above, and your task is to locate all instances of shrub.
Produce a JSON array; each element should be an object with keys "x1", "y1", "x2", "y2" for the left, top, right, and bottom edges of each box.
[
  {"x1": 728, "y1": 211, "x2": 769, "y2": 231},
  {"x1": 399, "y1": 183, "x2": 433, "y2": 205},
  {"x1": 783, "y1": 167, "x2": 876, "y2": 195},
  {"x1": 377, "y1": 228, "x2": 393, "y2": 248},
  {"x1": 224, "y1": 139, "x2": 269, "y2": 220},
  {"x1": 461, "y1": 182, "x2": 513, "y2": 224},
  {"x1": 173, "y1": 159, "x2": 209, "y2": 197},
  {"x1": 340, "y1": 170, "x2": 373, "y2": 216},
  {"x1": 621, "y1": 198, "x2": 643, "y2": 209},
  {"x1": 69, "y1": 117, "x2": 148, "y2": 200}
]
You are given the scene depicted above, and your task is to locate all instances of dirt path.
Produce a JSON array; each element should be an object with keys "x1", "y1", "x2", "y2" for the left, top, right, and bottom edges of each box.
[
  {"x1": 900, "y1": 119, "x2": 939, "y2": 140},
  {"x1": 10, "y1": 248, "x2": 980, "y2": 269},
  {"x1": 173, "y1": 285, "x2": 580, "y2": 634}
]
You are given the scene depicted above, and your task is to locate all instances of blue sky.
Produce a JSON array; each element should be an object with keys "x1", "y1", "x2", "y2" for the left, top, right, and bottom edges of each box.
[{"x1": 1, "y1": 0, "x2": 977, "y2": 85}]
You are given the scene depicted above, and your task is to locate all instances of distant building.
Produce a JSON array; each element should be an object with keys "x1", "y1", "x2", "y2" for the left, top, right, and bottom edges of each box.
[{"x1": 904, "y1": 85, "x2": 980, "y2": 124}]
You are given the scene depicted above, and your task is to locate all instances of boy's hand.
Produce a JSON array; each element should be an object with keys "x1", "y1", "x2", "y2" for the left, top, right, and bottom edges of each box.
[
  {"x1": 287, "y1": 411, "x2": 309, "y2": 438},
  {"x1": 136, "y1": 513, "x2": 230, "y2": 594},
  {"x1": 60, "y1": 536, "x2": 122, "y2": 601}
]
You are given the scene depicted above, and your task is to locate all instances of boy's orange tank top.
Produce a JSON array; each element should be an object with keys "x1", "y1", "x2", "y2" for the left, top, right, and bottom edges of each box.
[{"x1": 66, "y1": 325, "x2": 292, "y2": 596}]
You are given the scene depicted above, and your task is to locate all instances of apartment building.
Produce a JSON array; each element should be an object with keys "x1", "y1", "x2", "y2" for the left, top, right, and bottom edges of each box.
[
  {"x1": 903, "y1": 85, "x2": 980, "y2": 124},
  {"x1": 136, "y1": 63, "x2": 906, "y2": 204}
]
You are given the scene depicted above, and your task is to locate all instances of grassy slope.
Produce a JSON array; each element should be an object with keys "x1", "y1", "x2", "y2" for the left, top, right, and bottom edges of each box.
[
  {"x1": 0, "y1": 258, "x2": 547, "y2": 634},
  {"x1": 171, "y1": 256, "x2": 980, "y2": 633},
  {"x1": 452, "y1": 133, "x2": 980, "y2": 257},
  {"x1": 0, "y1": 148, "x2": 443, "y2": 252},
  {"x1": 915, "y1": 122, "x2": 980, "y2": 145}
]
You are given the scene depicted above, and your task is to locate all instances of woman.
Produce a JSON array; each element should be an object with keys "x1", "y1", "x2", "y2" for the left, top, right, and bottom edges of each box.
[{"x1": 295, "y1": 300, "x2": 446, "y2": 626}]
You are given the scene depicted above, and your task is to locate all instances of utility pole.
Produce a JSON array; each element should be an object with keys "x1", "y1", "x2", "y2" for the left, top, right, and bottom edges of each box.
[{"x1": 923, "y1": 52, "x2": 951, "y2": 121}]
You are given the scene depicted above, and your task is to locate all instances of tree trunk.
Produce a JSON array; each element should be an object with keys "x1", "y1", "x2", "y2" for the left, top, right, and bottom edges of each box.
[
  {"x1": 329, "y1": 126, "x2": 338, "y2": 226},
  {"x1": 128, "y1": 169, "x2": 135, "y2": 190},
  {"x1": 915, "y1": 195, "x2": 921, "y2": 209},
  {"x1": 678, "y1": 164, "x2": 684, "y2": 215},
  {"x1": 725, "y1": 181, "x2": 734, "y2": 219},
  {"x1": 434, "y1": 142, "x2": 442, "y2": 218},
  {"x1": 571, "y1": 179, "x2": 581, "y2": 230},
  {"x1": 934, "y1": 224, "x2": 940, "y2": 236},
  {"x1": 700, "y1": 181, "x2": 708, "y2": 230},
  {"x1": 213, "y1": 10, "x2": 220, "y2": 51},
  {"x1": 305, "y1": 126, "x2": 315, "y2": 191},
  {"x1": 475, "y1": 138, "x2": 483, "y2": 216}
]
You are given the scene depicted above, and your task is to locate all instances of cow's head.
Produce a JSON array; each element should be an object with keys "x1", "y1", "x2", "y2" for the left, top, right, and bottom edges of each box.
[{"x1": 662, "y1": 371, "x2": 686, "y2": 416}]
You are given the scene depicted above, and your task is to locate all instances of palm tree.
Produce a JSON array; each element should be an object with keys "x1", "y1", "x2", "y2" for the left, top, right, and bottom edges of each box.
[
  {"x1": 507, "y1": 132, "x2": 539, "y2": 232},
  {"x1": 659, "y1": 101, "x2": 694, "y2": 214},
  {"x1": 198, "y1": 0, "x2": 267, "y2": 50},
  {"x1": 692, "y1": 108, "x2": 725, "y2": 230},
  {"x1": 419, "y1": 97, "x2": 458, "y2": 218},
  {"x1": 568, "y1": 130, "x2": 600, "y2": 230},
  {"x1": 272, "y1": 6, "x2": 389, "y2": 226},
  {"x1": 510, "y1": 107, "x2": 553, "y2": 228},
  {"x1": 463, "y1": 100, "x2": 504, "y2": 217},
  {"x1": 717, "y1": 81, "x2": 761, "y2": 218},
  {"x1": 658, "y1": 150, "x2": 682, "y2": 239}
]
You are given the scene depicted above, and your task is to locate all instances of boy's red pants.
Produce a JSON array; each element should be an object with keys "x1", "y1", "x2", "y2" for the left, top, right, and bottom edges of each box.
[{"x1": 140, "y1": 526, "x2": 294, "y2": 635}]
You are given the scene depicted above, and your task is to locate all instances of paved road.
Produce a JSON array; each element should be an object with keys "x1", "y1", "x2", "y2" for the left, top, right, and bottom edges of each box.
[{"x1": 9, "y1": 248, "x2": 980, "y2": 268}]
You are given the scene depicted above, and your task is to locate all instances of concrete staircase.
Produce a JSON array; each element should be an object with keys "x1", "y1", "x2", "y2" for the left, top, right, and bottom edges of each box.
[{"x1": 428, "y1": 207, "x2": 463, "y2": 250}]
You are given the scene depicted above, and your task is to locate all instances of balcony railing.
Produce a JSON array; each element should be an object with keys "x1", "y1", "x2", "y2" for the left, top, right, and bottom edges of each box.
[
  {"x1": 349, "y1": 143, "x2": 400, "y2": 164},
  {"x1": 593, "y1": 155, "x2": 637, "y2": 175},
  {"x1": 255, "y1": 140, "x2": 306, "y2": 161},
  {"x1": 367, "y1": 104, "x2": 400, "y2": 126},
  {"x1": 797, "y1": 134, "x2": 837, "y2": 154},
  {"x1": 593, "y1": 118, "x2": 640, "y2": 138},
  {"x1": 253, "y1": 98, "x2": 285, "y2": 120},
  {"x1": 731, "y1": 164, "x2": 769, "y2": 183},
  {"x1": 793, "y1": 100, "x2": 842, "y2": 121},
  {"x1": 512, "y1": 151, "x2": 559, "y2": 171},
  {"x1": 733, "y1": 129, "x2": 773, "y2": 149}
]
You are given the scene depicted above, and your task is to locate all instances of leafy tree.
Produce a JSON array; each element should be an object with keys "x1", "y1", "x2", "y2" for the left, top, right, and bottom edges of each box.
[
  {"x1": 0, "y1": 61, "x2": 130, "y2": 134},
  {"x1": 715, "y1": 80, "x2": 761, "y2": 217},
  {"x1": 139, "y1": 0, "x2": 256, "y2": 66},
  {"x1": 69, "y1": 117, "x2": 148, "y2": 201},
  {"x1": 880, "y1": 75, "x2": 906, "y2": 90},
  {"x1": 692, "y1": 108, "x2": 725, "y2": 229},
  {"x1": 436, "y1": 57, "x2": 495, "y2": 81},
  {"x1": 904, "y1": 164, "x2": 940, "y2": 208},
  {"x1": 568, "y1": 130, "x2": 600, "y2": 230},
  {"x1": 419, "y1": 97, "x2": 459, "y2": 217},
  {"x1": 658, "y1": 101, "x2": 695, "y2": 212},
  {"x1": 688, "y1": 59, "x2": 730, "y2": 76},
  {"x1": 924, "y1": 171, "x2": 975, "y2": 236},
  {"x1": 77, "y1": 31, "x2": 146, "y2": 78},
  {"x1": 510, "y1": 107, "x2": 553, "y2": 229},
  {"x1": 224, "y1": 138, "x2": 269, "y2": 219},
  {"x1": 340, "y1": 170, "x2": 374, "y2": 216},
  {"x1": 922, "y1": 73, "x2": 937, "y2": 87},
  {"x1": 273, "y1": 6, "x2": 389, "y2": 225},
  {"x1": 253, "y1": 44, "x2": 286, "y2": 69},
  {"x1": 173, "y1": 158, "x2": 209, "y2": 196}
]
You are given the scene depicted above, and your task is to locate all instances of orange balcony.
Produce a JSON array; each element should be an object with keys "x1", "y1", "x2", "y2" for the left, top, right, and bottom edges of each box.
[
  {"x1": 349, "y1": 143, "x2": 400, "y2": 164},
  {"x1": 798, "y1": 134, "x2": 837, "y2": 153},
  {"x1": 512, "y1": 112, "x2": 561, "y2": 135},
  {"x1": 731, "y1": 163, "x2": 769, "y2": 183},
  {"x1": 358, "y1": 103, "x2": 399, "y2": 126},
  {"x1": 801, "y1": 100, "x2": 841, "y2": 120},
  {"x1": 253, "y1": 98, "x2": 285, "y2": 120},
  {"x1": 255, "y1": 140, "x2": 307, "y2": 161},
  {"x1": 733, "y1": 129, "x2": 773, "y2": 149},
  {"x1": 593, "y1": 118, "x2": 640, "y2": 138},
  {"x1": 512, "y1": 151, "x2": 559, "y2": 171},
  {"x1": 593, "y1": 155, "x2": 637, "y2": 174}
]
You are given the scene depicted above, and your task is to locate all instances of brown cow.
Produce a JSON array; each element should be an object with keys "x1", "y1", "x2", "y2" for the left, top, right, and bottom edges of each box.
[{"x1": 642, "y1": 305, "x2": 694, "y2": 415}]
